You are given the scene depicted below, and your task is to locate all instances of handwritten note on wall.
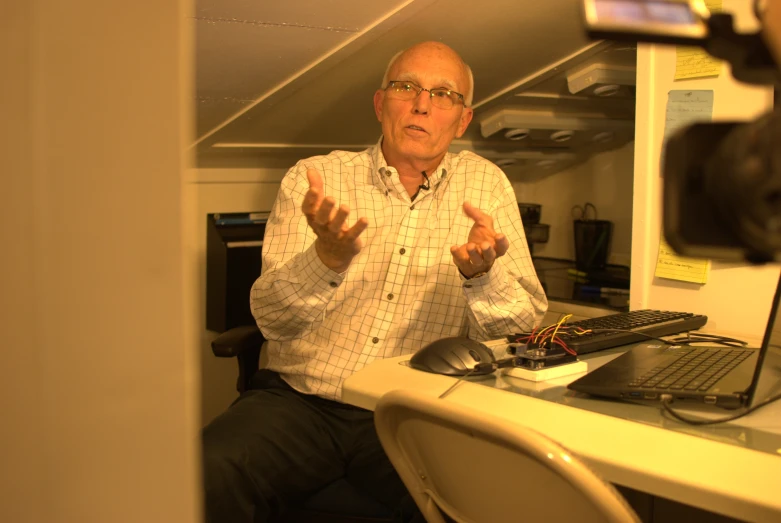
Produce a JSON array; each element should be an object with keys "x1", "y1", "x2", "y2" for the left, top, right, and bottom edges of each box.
[
  {"x1": 663, "y1": 89, "x2": 714, "y2": 149},
  {"x1": 657, "y1": 89, "x2": 713, "y2": 283},
  {"x1": 675, "y1": 0, "x2": 722, "y2": 80},
  {"x1": 656, "y1": 236, "x2": 711, "y2": 284}
]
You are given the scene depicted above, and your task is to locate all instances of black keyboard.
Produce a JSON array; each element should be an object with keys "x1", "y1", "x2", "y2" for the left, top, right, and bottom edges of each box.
[{"x1": 561, "y1": 309, "x2": 708, "y2": 354}]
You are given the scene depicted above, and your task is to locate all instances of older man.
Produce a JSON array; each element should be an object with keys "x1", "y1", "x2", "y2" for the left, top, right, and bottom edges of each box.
[{"x1": 203, "y1": 41, "x2": 547, "y2": 523}]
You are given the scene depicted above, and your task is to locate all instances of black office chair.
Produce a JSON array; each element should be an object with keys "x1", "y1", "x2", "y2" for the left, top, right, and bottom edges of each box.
[{"x1": 211, "y1": 325, "x2": 396, "y2": 523}]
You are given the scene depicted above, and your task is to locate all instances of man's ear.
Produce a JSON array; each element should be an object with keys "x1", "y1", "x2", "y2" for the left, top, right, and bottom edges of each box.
[
  {"x1": 373, "y1": 90, "x2": 384, "y2": 122},
  {"x1": 455, "y1": 107, "x2": 473, "y2": 138}
]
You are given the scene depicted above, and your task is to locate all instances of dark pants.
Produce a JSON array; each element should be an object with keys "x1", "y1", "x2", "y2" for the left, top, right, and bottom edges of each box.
[{"x1": 202, "y1": 369, "x2": 415, "y2": 523}]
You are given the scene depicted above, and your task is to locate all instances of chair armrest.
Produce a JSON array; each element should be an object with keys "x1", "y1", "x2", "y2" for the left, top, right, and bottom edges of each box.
[
  {"x1": 211, "y1": 325, "x2": 266, "y2": 393},
  {"x1": 211, "y1": 325, "x2": 265, "y2": 358}
]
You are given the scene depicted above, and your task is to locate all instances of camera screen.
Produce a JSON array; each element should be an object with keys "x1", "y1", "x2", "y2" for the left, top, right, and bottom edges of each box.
[{"x1": 595, "y1": 0, "x2": 697, "y2": 26}]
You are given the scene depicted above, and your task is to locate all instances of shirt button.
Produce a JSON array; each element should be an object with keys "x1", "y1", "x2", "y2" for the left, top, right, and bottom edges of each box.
[
  {"x1": 329, "y1": 281, "x2": 338, "y2": 288},
  {"x1": 464, "y1": 284, "x2": 473, "y2": 289},
  {"x1": 399, "y1": 248, "x2": 406, "y2": 255},
  {"x1": 410, "y1": 205, "x2": 415, "y2": 210},
  {"x1": 385, "y1": 170, "x2": 391, "y2": 177},
  {"x1": 372, "y1": 337, "x2": 379, "y2": 344},
  {"x1": 387, "y1": 293, "x2": 394, "y2": 300}
]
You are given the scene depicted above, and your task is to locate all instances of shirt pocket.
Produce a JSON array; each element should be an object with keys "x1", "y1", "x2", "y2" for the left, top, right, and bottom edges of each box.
[{"x1": 413, "y1": 221, "x2": 453, "y2": 279}]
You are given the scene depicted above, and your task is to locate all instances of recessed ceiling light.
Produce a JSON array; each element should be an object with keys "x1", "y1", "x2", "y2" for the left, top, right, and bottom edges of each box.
[
  {"x1": 550, "y1": 130, "x2": 574, "y2": 142},
  {"x1": 537, "y1": 159, "x2": 557, "y2": 167},
  {"x1": 504, "y1": 128, "x2": 530, "y2": 141},
  {"x1": 494, "y1": 158, "x2": 518, "y2": 168},
  {"x1": 594, "y1": 84, "x2": 621, "y2": 96},
  {"x1": 592, "y1": 131, "x2": 614, "y2": 143}
]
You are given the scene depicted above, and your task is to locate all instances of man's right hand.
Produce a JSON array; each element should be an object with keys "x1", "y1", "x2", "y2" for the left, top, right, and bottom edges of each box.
[{"x1": 302, "y1": 168, "x2": 368, "y2": 273}]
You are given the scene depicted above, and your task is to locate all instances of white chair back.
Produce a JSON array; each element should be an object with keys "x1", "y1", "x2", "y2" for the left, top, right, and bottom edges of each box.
[{"x1": 374, "y1": 389, "x2": 639, "y2": 523}]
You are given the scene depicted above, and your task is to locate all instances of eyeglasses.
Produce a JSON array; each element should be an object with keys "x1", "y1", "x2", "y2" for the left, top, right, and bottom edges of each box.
[{"x1": 385, "y1": 80, "x2": 466, "y2": 109}]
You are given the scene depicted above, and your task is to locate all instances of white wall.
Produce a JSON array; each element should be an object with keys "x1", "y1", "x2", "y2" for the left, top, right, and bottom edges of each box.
[
  {"x1": 190, "y1": 168, "x2": 285, "y2": 424},
  {"x1": 632, "y1": 0, "x2": 780, "y2": 338},
  {"x1": 511, "y1": 142, "x2": 635, "y2": 267},
  {"x1": 0, "y1": 1, "x2": 200, "y2": 522}
]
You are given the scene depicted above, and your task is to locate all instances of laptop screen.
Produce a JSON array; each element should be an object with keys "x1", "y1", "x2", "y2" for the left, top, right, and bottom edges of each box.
[{"x1": 747, "y1": 274, "x2": 781, "y2": 408}]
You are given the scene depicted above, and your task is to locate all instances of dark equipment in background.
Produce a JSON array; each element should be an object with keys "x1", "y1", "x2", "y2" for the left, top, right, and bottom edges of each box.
[
  {"x1": 582, "y1": 0, "x2": 781, "y2": 263},
  {"x1": 572, "y1": 202, "x2": 614, "y2": 271},
  {"x1": 206, "y1": 212, "x2": 268, "y2": 332},
  {"x1": 518, "y1": 202, "x2": 550, "y2": 255}
]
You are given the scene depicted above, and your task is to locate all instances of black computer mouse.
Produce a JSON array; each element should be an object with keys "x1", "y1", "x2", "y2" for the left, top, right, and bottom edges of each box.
[{"x1": 410, "y1": 337, "x2": 496, "y2": 376}]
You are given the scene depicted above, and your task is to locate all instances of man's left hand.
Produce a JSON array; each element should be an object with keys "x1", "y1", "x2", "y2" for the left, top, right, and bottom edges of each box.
[{"x1": 450, "y1": 202, "x2": 510, "y2": 278}]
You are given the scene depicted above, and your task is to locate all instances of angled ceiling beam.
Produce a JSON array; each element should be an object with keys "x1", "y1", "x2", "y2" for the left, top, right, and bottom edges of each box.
[
  {"x1": 470, "y1": 40, "x2": 611, "y2": 112},
  {"x1": 192, "y1": 0, "x2": 438, "y2": 152}
]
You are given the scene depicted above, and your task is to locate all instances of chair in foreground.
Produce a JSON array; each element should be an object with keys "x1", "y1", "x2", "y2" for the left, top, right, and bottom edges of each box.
[{"x1": 374, "y1": 389, "x2": 639, "y2": 523}]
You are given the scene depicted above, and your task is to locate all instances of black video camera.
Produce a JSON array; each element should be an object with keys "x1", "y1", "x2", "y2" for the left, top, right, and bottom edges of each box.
[{"x1": 582, "y1": 0, "x2": 781, "y2": 263}]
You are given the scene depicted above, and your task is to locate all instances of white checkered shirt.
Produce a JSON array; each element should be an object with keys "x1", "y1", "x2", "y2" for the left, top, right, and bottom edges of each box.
[{"x1": 251, "y1": 139, "x2": 548, "y2": 400}]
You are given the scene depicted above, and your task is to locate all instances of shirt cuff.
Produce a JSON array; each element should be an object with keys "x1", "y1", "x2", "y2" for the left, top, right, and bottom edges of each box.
[
  {"x1": 299, "y1": 243, "x2": 346, "y2": 293},
  {"x1": 460, "y1": 263, "x2": 504, "y2": 297}
]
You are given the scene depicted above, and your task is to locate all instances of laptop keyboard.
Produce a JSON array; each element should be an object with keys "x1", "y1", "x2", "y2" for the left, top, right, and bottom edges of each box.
[{"x1": 628, "y1": 348, "x2": 753, "y2": 391}]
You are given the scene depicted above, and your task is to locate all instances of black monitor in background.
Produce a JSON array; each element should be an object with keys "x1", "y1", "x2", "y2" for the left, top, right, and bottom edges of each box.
[{"x1": 206, "y1": 212, "x2": 268, "y2": 333}]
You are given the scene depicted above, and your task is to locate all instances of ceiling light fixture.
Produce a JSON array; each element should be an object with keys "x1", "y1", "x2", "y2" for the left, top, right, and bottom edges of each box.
[
  {"x1": 594, "y1": 84, "x2": 621, "y2": 97},
  {"x1": 494, "y1": 158, "x2": 518, "y2": 168},
  {"x1": 592, "y1": 131, "x2": 615, "y2": 143},
  {"x1": 504, "y1": 128, "x2": 530, "y2": 141},
  {"x1": 550, "y1": 130, "x2": 574, "y2": 142}
]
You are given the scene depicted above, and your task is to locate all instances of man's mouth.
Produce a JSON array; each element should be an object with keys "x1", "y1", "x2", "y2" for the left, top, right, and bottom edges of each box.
[{"x1": 406, "y1": 125, "x2": 427, "y2": 133}]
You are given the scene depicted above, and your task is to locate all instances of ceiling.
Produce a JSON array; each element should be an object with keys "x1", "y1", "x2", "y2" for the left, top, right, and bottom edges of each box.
[{"x1": 193, "y1": 0, "x2": 637, "y2": 175}]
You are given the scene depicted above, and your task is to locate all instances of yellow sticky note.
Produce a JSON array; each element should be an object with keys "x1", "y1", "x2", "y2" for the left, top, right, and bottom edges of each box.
[
  {"x1": 703, "y1": 0, "x2": 722, "y2": 13},
  {"x1": 674, "y1": 0, "x2": 722, "y2": 80},
  {"x1": 655, "y1": 237, "x2": 710, "y2": 284},
  {"x1": 675, "y1": 47, "x2": 722, "y2": 80}
]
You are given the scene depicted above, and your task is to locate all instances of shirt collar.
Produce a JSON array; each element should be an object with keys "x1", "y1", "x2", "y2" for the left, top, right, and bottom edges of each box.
[{"x1": 371, "y1": 135, "x2": 451, "y2": 191}]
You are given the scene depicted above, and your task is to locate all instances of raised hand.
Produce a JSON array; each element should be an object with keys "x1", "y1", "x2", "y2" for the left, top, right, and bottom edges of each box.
[
  {"x1": 302, "y1": 168, "x2": 368, "y2": 273},
  {"x1": 450, "y1": 201, "x2": 510, "y2": 278}
]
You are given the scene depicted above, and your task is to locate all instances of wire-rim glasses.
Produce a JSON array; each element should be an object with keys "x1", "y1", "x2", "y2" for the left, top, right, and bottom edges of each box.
[{"x1": 385, "y1": 80, "x2": 465, "y2": 109}]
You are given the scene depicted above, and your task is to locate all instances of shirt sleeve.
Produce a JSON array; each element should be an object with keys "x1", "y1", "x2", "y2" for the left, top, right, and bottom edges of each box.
[
  {"x1": 461, "y1": 172, "x2": 548, "y2": 340},
  {"x1": 250, "y1": 162, "x2": 345, "y2": 341}
]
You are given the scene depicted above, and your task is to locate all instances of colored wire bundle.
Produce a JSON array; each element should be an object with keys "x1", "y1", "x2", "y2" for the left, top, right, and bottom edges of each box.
[
  {"x1": 509, "y1": 314, "x2": 594, "y2": 356},
  {"x1": 508, "y1": 317, "x2": 749, "y2": 356}
]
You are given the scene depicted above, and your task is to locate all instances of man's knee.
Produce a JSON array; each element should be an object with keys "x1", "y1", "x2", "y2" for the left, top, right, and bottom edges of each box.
[
  {"x1": 202, "y1": 425, "x2": 249, "y2": 499},
  {"x1": 202, "y1": 425, "x2": 275, "y2": 522}
]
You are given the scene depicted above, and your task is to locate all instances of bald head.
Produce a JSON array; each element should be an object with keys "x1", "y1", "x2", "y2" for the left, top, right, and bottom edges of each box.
[{"x1": 380, "y1": 41, "x2": 474, "y2": 107}]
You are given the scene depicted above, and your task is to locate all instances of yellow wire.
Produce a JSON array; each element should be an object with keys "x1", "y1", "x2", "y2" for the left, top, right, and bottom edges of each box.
[
  {"x1": 533, "y1": 324, "x2": 555, "y2": 343},
  {"x1": 532, "y1": 314, "x2": 573, "y2": 347},
  {"x1": 549, "y1": 314, "x2": 572, "y2": 346}
]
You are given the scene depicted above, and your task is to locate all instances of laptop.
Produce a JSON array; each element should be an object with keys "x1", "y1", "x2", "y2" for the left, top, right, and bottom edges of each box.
[{"x1": 568, "y1": 275, "x2": 781, "y2": 410}]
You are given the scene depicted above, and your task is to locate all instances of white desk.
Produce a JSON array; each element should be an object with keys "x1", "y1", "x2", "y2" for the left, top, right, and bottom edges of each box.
[{"x1": 342, "y1": 345, "x2": 781, "y2": 523}]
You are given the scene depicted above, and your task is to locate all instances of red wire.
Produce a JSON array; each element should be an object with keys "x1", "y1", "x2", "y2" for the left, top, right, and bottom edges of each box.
[{"x1": 553, "y1": 339, "x2": 577, "y2": 356}]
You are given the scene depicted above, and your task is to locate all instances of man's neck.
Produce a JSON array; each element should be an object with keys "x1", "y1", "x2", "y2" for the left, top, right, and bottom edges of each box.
[{"x1": 380, "y1": 142, "x2": 444, "y2": 182}]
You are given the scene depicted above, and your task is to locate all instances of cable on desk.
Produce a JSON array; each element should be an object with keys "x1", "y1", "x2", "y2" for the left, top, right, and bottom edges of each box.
[
  {"x1": 438, "y1": 368, "x2": 477, "y2": 399},
  {"x1": 666, "y1": 332, "x2": 749, "y2": 347},
  {"x1": 660, "y1": 392, "x2": 781, "y2": 425},
  {"x1": 586, "y1": 329, "x2": 749, "y2": 348},
  {"x1": 438, "y1": 357, "x2": 517, "y2": 399}
]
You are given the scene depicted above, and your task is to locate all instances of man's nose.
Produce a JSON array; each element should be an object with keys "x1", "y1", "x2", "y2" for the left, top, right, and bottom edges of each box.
[{"x1": 412, "y1": 90, "x2": 431, "y2": 114}]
